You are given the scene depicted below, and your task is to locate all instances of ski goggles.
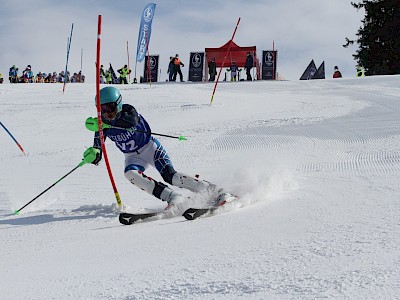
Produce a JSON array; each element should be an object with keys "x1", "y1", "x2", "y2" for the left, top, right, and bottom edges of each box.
[{"x1": 100, "y1": 95, "x2": 122, "y2": 113}]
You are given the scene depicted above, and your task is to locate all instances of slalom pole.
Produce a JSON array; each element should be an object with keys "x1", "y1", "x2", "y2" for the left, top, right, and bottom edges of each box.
[
  {"x1": 14, "y1": 147, "x2": 99, "y2": 215},
  {"x1": 85, "y1": 117, "x2": 187, "y2": 140},
  {"x1": 63, "y1": 23, "x2": 74, "y2": 93},
  {"x1": 95, "y1": 15, "x2": 122, "y2": 207},
  {"x1": 210, "y1": 17, "x2": 241, "y2": 105},
  {"x1": 127, "y1": 41, "x2": 131, "y2": 83},
  {"x1": 80, "y1": 48, "x2": 83, "y2": 75},
  {"x1": 146, "y1": 34, "x2": 151, "y2": 87},
  {"x1": 0, "y1": 121, "x2": 26, "y2": 155},
  {"x1": 272, "y1": 40, "x2": 275, "y2": 80}
]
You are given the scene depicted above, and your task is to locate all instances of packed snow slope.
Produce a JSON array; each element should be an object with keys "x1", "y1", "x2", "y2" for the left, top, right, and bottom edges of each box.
[{"x1": 1, "y1": 76, "x2": 399, "y2": 299}]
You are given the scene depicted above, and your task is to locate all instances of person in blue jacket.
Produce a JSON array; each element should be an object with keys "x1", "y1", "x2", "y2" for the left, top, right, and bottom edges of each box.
[{"x1": 85, "y1": 87, "x2": 229, "y2": 213}]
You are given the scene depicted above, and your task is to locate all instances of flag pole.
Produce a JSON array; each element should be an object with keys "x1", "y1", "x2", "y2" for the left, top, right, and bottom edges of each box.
[
  {"x1": 63, "y1": 23, "x2": 74, "y2": 94},
  {"x1": 127, "y1": 41, "x2": 131, "y2": 83},
  {"x1": 210, "y1": 17, "x2": 241, "y2": 105}
]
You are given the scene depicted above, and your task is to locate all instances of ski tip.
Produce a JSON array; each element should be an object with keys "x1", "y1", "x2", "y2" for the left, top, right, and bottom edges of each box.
[
  {"x1": 14, "y1": 210, "x2": 20, "y2": 215},
  {"x1": 182, "y1": 208, "x2": 197, "y2": 220},
  {"x1": 182, "y1": 208, "x2": 211, "y2": 220},
  {"x1": 119, "y1": 213, "x2": 135, "y2": 225}
]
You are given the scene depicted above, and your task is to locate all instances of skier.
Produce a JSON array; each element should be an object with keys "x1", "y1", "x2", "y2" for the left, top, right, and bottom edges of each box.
[
  {"x1": 228, "y1": 61, "x2": 240, "y2": 81},
  {"x1": 85, "y1": 87, "x2": 231, "y2": 213}
]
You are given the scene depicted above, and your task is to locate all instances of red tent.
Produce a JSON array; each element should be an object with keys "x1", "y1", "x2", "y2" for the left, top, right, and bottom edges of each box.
[
  {"x1": 205, "y1": 40, "x2": 256, "y2": 67},
  {"x1": 205, "y1": 40, "x2": 260, "y2": 79}
]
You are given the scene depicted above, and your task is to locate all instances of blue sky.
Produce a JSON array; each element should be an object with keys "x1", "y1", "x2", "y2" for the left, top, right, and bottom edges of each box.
[{"x1": 0, "y1": 0, "x2": 363, "y2": 82}]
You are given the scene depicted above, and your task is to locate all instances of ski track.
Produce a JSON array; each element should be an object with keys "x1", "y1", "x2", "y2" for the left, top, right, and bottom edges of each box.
[
  {"x1": 1, "y1": 78, "x2": 400, "y2": 299},
  {"x1": 206, "y1": 94, "x2": 400, "y2": 176}
]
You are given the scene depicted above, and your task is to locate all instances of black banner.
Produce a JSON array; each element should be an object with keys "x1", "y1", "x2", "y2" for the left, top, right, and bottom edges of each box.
[
  {"x1": 188, "y1": 52, "x2": 204, "y2": 82},
  {"x1": 262, "y1": 50, "x2": 277, "y2": 80},
  {"x1": 143, "y1": 55, "x2": 159, "y2": 82},
  {"x1": 300, "y1": 60, "x2": 317, "y2": 80},
  {"x1": 311, "y1": 61, "x2": 325, "y2": 79}
]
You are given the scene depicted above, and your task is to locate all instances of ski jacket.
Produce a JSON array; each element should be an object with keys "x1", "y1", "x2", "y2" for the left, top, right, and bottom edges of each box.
[
  {"x1": 245, "y1": 55, "x2": 254, "y2": 69},
  {"x1": 333, "y1": 71, "x2": 342, "y2": 78},
  {"x1": 208, "y1": 61, "x2": 217, "y2": 75},
  {"x1": 174, "y1": 58, "x2": 184, "y2": 67},
  {"x1": 9, "y1": 67, "x2": 18, "y2": 77},
  {"x1": 22, "y1": 70, "x2": 33, "y2": 79},
  {"x1": 228, "y1": 65, "x2": 239, "y2": 73},
  {"x1": 93, "y1": 104, "x2": 151, "y2": 154},
  {"x1": 118, "y1": 67, "x2": 130, "y2": 78},
  {"x1": 168, "y1": 61, "x2": 175, "y2": 73}
]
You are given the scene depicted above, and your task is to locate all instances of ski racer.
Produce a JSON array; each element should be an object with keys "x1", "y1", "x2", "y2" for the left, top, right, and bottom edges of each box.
[{"x1": 85, "y1": 87, "x2": 231, "y2": 213}]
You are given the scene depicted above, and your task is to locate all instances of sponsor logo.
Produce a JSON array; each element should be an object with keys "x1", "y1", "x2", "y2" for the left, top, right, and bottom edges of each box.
[
  {"x1": 150, "y1": 56, "x2": 157, "y2": 70},
  {"x1": 265, "y1": 52, "x2": 274, "y2": 66},
  {"x1": 191, "y1": 53, "x2": 202, "y2": 68},
  {"x1": 144, "y1": 7, "x2": 154, "y2": 22}
]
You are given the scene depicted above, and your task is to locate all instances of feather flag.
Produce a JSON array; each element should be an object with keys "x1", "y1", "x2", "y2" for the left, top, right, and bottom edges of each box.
[{"x1": 136, "y1": 3, "x2": 156, "y2": 62}]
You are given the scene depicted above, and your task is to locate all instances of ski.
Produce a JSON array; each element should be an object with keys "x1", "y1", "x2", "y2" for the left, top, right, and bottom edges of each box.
[
  {"x1": 182, "y1": 207, "x2": 217, "y2": 220},
  {"x1": 119, "y1": 212, "x2": 161, "y2": 225},
  {"x1": 183, "y1": 194, "x2": 240, "y2": 220}
]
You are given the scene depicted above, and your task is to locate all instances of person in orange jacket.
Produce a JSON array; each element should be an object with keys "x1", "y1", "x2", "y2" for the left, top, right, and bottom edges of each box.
[{"x1": 172, "y1": 54, "x2": 184, "y2": 82}]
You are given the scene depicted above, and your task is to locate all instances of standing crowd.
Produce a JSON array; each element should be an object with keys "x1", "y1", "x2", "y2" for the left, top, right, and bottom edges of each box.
[{"x1": 7, "y1": 65, "x2": 85, "y2": 83}]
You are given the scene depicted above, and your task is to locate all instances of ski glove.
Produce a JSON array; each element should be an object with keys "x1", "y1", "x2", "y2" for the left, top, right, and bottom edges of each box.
[
  {"x1": 84, "y1": 147, "x2": 102, "y2": 166},
  {"x1": 92, "y1": 152, "x2": 102, "y2": 165}
]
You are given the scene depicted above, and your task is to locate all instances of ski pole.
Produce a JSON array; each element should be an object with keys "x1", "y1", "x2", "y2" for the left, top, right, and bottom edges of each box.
[
  {"x1": 14, "y1": 147, "x2": 99, "y2": 215},
  {"x1": 0, "y1": 121, "x2": 26, "y2": 155},
  {"x1": 85, "y1": 117, "x2": 187, "y2": 141}
]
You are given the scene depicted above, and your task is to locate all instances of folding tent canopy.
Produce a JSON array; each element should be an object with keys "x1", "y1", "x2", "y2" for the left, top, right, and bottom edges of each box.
[{"x1": 205, "y1": 40, "x2": 260, "y2": 79}]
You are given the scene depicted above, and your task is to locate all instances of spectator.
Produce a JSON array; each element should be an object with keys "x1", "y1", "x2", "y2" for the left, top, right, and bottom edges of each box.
[
  {"x1": 245, "y1": 52, "x2": 254, "y2": 81},
  {"x1": 333, "y1": 66, "x2": 342, "y2": 78},
  {"x1": 100, "y1": 65, "x2": 106, "y2": 83},
  {"x1": 36, "y1": 72, "x2": 45, "y2": 83},
  {"x1": 45, "y1": 72, "x2": 52, "y2": 83},
  {"x1": 167, "y1": 56, "x2": 175, "y2": 81},
  {"x1": 208, "y1": 57, "x2": 217, "y2": 81},
  {"x1": 356, "y1": 66, "x2": 365, "y2": 77},
  {"x1": 173, "y1": 54, "x2": 184, "y2": 82},
  {"x1": 228, "y1": 61, "x2": 240, "y2": 81},
  {"x1": 117, "y1": 64, "x2": 131, "y2": 84},
  {"x1": 71, "y1": 73, "x2": 77, "y2": 83},
  {"x1": 51, "y1": 72, "x2": 58, "y2": 83},
  {"x1": 21, "y1": 65, "x2": 34, "y2": 83},
  {"x1": 0, "y1": 72, "x2": 3, "y2": 84},
  {"x1": 9, "y1": 65, "x2": 19, "y2": 83},
  {"x1": 105, "y1": 69, "x2": 112, "y2": 84},
  {"x1": 58, "y1": 71, "x2": 65, "y2": 83}
]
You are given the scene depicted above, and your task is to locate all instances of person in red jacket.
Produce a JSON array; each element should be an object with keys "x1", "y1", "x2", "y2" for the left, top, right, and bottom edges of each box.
[{"x1": 333, "y1": 66, "x2": 342, "y2": 78}]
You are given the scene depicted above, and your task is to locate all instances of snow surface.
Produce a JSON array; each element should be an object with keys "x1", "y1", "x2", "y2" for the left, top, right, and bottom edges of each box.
[{"x1": 1, "y1": 76, "x2": 399, "y2": 299}]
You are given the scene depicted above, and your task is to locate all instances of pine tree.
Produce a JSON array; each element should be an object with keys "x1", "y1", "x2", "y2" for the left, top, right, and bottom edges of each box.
[{"x1": 344, "y1": 0, "x2": 400, "y2": 76}]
